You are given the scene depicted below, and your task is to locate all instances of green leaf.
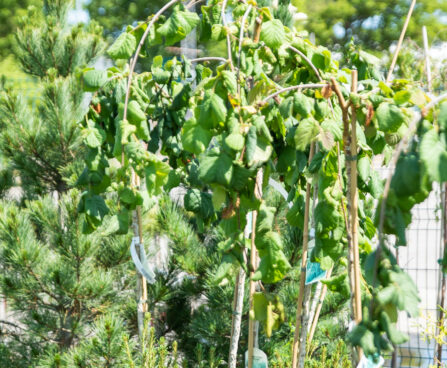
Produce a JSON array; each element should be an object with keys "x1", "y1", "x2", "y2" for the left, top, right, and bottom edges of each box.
[
  {"x1": 225, "y1": 133, "x2": 245, "y2": 151},
  {"x1": 321, "y1": 118, "x2": 342, "y2": 142},
  {"x1": 420, "y1": 129, "x2": 447, "y2": 182},
  {"x1": 145, "y1": 158, "x2": 171, "y2": 196},
  {"x1": 260, "y1": 19, "x2": 285, "y2": 49},
  {"x1": 439, "y1": 102, "x2": 447, "y2": 132},
  {"x1": 198, "y1": 91, "x2": 227, "y2": 129},
  {"x1": 348, "y1": 324, "x2": 377, "y2": 357},
  {"x1": 184, "y1": 189, "x2": 214, "y2": 218},
  {"x1": 120, "y1": 119, "x2": 137, "y2": 144},
  {"x1": 212, "y1": 186, "x2": 227, "y2": 210},
  {"x1": 83, "y1": 70, "x2": 108, "y2": 92},
  {"x1": 376, "y1": 102, "x2": 406, "y2": 133},
  {"x1": 358, "y1": 156, "x2": 371, "y2": 182},
  {"x1": 294, "y1": 118, "x2": 319, "y2": 151},
  {"x1": 221, "y1": 70, "x2": 238, "y2": 95},
  {"x1": 393, "y1": 90, "x2": 411, "y2": 105},
  {"x1": 391, "y1": 153, "x2": 422, "y2": 197},
  {"x1": 245, "y1": 127, "x2": 273, "y2": 167},
  {"x1": 379, "y1": 311, "x2": 408, "y2": 345},
  {"x1": 85, "y1": 195, "x2": 109, "y2": 225},
  {"x1": 157, "y1": 6, "x2": 200, "y2": 46},
  {"x1": 181, "y1": 119, "x2": 212, "y2": 155},
  {"x1": 253, "y1": 231, "x2": 291, "y2": 283},
  {"x1": 83, "y1": 120, "x2": 106, "y2": 148},
  {"x1": 107, "y1": 32, "x2": 136, "y2": 60},
  {"x1": 293, "y1": 93, "x2": 313, "y2": 117},
  {"x1": 127, "y1": 100, "x2": 146, "y2": 124},
  {"x1": 198, "y1": 152, "x2": 233, "y2": 187}
]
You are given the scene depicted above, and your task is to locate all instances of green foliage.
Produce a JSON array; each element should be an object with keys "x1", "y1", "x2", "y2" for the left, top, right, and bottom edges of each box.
[
  {"x1": 0, "y1": 192, "x2": 132, "y2": 366},
  {"x1": 72, "y1": 0, "x2": 447, "y2": 362}
]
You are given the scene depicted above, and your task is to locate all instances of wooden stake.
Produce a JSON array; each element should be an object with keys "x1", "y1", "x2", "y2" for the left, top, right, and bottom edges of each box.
[
  {"x1": 291, "y1": 143, "x2": 315, "y2": 368},
  {"x1": 350, "y1": 70, "x2": 362, "y2": 324},
  {"x1": 386, "y1": 0, "x2": 417, "y2": 83}
]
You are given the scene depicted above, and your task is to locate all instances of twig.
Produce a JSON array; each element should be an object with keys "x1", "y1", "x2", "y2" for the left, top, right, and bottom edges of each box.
[
  {"x1": 122, "y1": 0, "x2": 180, "y2": 151},
  {"x1": 386, "y1": 0, "x2": 417, "y2": 83},
  {"x1": 291, "y1": 143, "x2": 315, "y2": 368},
  {"x1": 190, "y1": 57, "x2": 227, "y2": 63},
  {"x1": 237, "y1": 4, "x2": 253, "y2": 98},
  {"x1": 261, "y1": 84, "x2": 328, "y2": 104},
  {"x1": 288, "y1": 46, "x2": 323, "y2": 81}
]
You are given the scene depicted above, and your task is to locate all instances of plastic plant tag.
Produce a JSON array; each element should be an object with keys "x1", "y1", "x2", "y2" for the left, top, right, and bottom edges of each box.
[
  {"x1": 357, "y1": 354, "x2": 384, "y2": 368},
  {"x1": 245, "y1": 348, "x2": 268, "y2": 368},
  {"x1": 305, "y1": 237, "x2": 326, "y2": 285},
  {"x1": 305, "y1": 261, "x2": 326, "y2": 285},
  {"x1": 130, "y1": 237, "x2": 156, "y2": 284}
]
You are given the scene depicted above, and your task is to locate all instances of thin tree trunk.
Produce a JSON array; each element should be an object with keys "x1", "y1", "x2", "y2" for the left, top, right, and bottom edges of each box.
[
  {"x1": 228, "y1": 268, "x2": 246, "y2": 368},
  {"x1": 307, "y1": 268, "x2": 333, "y2": 346},
  {"x1": 291, "y1": 143, "x2": 315, "y2": 368},
  {"x1": 349, "y1": 71, "x2": 363, "y2": 362},
  {"x1": 248, "y1": 170, "x2": 263, "y2": 368}
]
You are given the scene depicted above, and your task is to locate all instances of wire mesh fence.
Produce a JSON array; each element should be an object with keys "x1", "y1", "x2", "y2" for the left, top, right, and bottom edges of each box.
[{"x1": 383, "y1": 184, "x2": 447, "y2": 367}]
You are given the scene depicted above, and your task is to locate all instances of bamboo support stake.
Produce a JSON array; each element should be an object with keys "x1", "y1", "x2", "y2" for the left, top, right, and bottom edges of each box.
[
  {"x1": 422, "y1": 26, "x2": 432, "y2": 93},
  {"x1": 386, "y1": 0, "x2": 417, "y2": 83},
  {"x1": 291, "y1": 143, "x2": 315, "y2": 368},
  {"x1": 350, "y1": 70, "x2": 362, "y2": 327},
  {"x1": 248, "y1": 170, "x2": 263, "y2": 368}
]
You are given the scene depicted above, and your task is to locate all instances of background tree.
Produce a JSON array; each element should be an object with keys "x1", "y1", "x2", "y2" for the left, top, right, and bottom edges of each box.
[
  {"x1": 0, "y1": 0, "x2": 38, "y2": 60},
  {"x1": 293, "y1": 0, "x2": 447, "y2": 51},
  {"x1": 0, "y1": 0, "x2": 104, "y2": 197}
]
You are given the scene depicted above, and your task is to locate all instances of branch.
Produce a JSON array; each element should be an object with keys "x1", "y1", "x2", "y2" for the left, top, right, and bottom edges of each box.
[
  {"x1": 288, "y1": 45, "x2": 323, "y2": 82},
  {"x1": 122, "y1": 0, "x2": 180, "y2": 153},
  {"x1": 261, "y1": 83, "x2": 327, "y2": 104},
  {"x1": 190, "y1": 57, "x2": 227, "y2": 63}
]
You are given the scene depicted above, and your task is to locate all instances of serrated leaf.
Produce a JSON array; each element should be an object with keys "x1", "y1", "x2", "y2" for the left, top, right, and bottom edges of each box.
[
  {"x1": 245, "y1": 127, "x2": 273, "y2": 167},
  {"x1": 294, "y1": 118, "x2": 319, "y2": 151},
  {"x1": 293, "y1": 93, "x2": 313, "y2": 117},
  {"x1": 145, "y1": 158, "x2": 171, "y2": 196},
  {"x1": 181, "y1": 119, "x2": 212, "y2": 155},
  {"x1": 83, "y1": 121, "x2": 106, "y2": 148},
  {"x1": 107, "y1": 32, "x2": 136, "y2": 60},
  {"x1": 120, "y1": 119, "x2": 137, "y2": 144},
  {"x1": 321, "y1": 118, "x2": 342, "y2": 141},
  {"x1": 198, "y1": 91, "x2": 227, "y2": 129},
  {"x1": 225, "y1": 132, "x2": 245, "y2": 151},
  {"x1": 83, "y1": 70, "x2": 108, "y2": 92},
  {"x1": 420, "y1": 129, "x2": 447, "y2": 182},
  {"x1": 127, "y1": 100, "x2": 146, "y2": 124},
  {"x1": 198, "y1": 152, "x2": 233, "y2": 187},
  {"x1": 184, "y1": 189, "x2": 214, "y2": 218},
  {"x1": 157, "y1": 6, "x2": 200, "y2": 46},
  {"x1": 260, "y1": 19, "x2": 285, "y2": 49},
  {"x1": 221, "y1": 70, "x2": 238, "y2": 95},
  {"x1": 85, "y1": 195, "x2": 109, "y2": 225},
  {"x1": 376, "y1": 102, "x2": 406, "y2": 133}
]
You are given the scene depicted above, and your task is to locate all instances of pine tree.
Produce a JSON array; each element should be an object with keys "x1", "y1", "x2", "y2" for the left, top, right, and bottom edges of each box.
[
  {"x1": 0, "y1": 2, "x2": 136, "y2": 367},
  {"x1": 0, "y1": 0, "x2": 104, "y2": 197}
]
